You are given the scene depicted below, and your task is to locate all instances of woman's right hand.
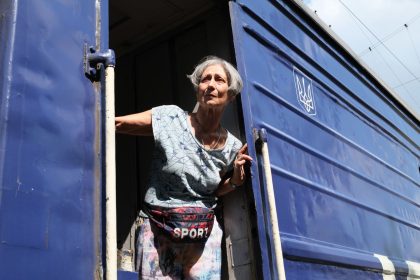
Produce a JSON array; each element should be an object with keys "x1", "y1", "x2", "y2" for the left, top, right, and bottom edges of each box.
[{"x1": 115, "y1": 110, "x2": 153, "y2": 136}]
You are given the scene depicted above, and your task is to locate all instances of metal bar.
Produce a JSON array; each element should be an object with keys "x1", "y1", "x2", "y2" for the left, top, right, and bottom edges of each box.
[
  {"x1": 258, "y1": 129, "x2": 287, "y2": 280},
  {"x1": 105, "y1": 65, "x2": 117, "y2": 280},
  {"x1": 84, "y1": 46, "x2": 116, "y2": 279}
]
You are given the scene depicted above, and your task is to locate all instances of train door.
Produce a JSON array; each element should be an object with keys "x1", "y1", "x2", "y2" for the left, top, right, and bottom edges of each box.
[
  {"x1": 230, "y1": 1, "x2": 420, "y2": 280},
  {"x1": 111, "y1": 1, "x2": 259, "y2": 279},
  {"x1": 0, "y1": 0, "x2": 105, "y2": 279}
]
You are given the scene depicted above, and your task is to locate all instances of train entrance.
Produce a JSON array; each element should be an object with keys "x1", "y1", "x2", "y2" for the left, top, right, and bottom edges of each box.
[{"x1": 110, "y1": 1, "x2": 259, "y2": 278}]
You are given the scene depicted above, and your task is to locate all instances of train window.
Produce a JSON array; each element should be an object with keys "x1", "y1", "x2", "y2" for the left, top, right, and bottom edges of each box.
[{"x1": 111, "y1": 1, "x2": 258, "y2": 278}]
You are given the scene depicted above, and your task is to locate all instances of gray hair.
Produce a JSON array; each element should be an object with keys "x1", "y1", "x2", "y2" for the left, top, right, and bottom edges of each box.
[{"x1": 187, "y1": 56, "x2": 243, "y2": 97}]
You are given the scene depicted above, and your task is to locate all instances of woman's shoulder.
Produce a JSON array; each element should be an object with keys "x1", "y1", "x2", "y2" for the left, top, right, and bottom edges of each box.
[
  {"x1": 152, "y1": 104, "x2": 185, "y2": 115},
  {"x1": 152, "y1": 105, "x2": 188, "y2": 123},
  {"x1": 151, "y1": 105, "x2": 188, "y2": 134}
]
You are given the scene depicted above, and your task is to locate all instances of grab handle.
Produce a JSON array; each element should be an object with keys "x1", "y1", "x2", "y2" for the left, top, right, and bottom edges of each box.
[{"x1": 257, "y1": 129, "x2": 286, "y2": 280}]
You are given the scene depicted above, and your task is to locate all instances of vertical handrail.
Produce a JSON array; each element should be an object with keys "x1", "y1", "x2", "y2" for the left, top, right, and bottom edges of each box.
[
  {"x1": 258, "y1": 129, "x2": 287, "y2": 280},
  {"x1": 105, "y1": 65, "x2": 117, "y2": 280},
  {"x1": 84, "y1": 47, "x2": 116, "y2": 280}
]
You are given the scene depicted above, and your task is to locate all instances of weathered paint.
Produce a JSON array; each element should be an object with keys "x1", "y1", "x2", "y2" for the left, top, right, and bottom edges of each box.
[
  {"x1": 230, "y1": 0, "x2": 419, "y2": 279},
  {"x1": 0, "y1": 0, "x2": 419, "y2": 279},
  {"x1": 0, "y1": 0, "x2": 104, "y2": 279}
]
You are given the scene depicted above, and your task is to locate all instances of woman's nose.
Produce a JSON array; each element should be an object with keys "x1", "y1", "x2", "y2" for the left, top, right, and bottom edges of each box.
[{"x1": 208, "y1": 78, "x2": 216, "y2": 89}]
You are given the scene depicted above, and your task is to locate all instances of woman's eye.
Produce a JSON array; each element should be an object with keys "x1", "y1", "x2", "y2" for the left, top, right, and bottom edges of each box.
[
  {"x1": 200, "y1": 75, "x2": 226, "y2": 84},
  {"x1": 200, "y1": 77, "x2": 211, "y2": 83}
]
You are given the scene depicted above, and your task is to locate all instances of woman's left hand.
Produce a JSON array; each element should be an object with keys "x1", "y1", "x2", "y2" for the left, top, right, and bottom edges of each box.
[{"x1": 231, "y1": 144, "x2": 253, "y2": 186}]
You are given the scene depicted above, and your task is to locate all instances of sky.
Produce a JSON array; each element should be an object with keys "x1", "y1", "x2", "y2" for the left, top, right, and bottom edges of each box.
[{"x1": 302, "y1": 0, "x2": 420, "y2": 118}]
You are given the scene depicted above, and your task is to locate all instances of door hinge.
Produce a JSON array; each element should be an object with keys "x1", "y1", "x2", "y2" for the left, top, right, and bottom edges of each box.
[{"x1": 84, "y1": 44, "x2": 115, "y2": 81}]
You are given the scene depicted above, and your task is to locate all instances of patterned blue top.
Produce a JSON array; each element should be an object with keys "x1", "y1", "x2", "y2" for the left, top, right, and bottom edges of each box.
[{"x1": 144, "y1": 105, "x2": 242, "y2": 209}]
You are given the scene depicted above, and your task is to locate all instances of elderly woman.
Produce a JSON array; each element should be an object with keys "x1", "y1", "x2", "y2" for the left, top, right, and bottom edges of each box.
[{"x1": 115, "y1": 56, "x2": 252, "y2": 279}]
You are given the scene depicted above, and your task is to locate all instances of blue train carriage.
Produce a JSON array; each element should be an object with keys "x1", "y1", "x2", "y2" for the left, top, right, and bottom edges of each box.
[
  {"x1": 230, "y1": 1, "x2": 420, "y2": 279},
  {"x1": 0, "y1": 0, "x2": 419, "y2": 279}
]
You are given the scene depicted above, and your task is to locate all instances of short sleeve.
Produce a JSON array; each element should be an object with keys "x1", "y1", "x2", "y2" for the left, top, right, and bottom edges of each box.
[{"x1": 151, "y1": 105, "x2": 185, "y2": 144}]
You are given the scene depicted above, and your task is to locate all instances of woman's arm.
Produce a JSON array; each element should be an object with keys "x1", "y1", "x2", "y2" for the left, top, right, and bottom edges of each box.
[
  {"x1": 115, "y1": 110, "x2": 153, "y2": 136},
  {"x1": 215, "y1": 144, "x2": 252, "y2": 197}
]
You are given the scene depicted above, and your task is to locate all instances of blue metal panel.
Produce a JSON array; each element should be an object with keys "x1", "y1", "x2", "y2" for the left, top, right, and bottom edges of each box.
[
  {"x1": 0, "y1": 0, "x2": 104, "y2": 279},
  {"x1": 118, "y1": 270, "x2": 138, "y2": 280},
  {"x1": 230, "y1": 0, "x2": 419, "y2": 279},
  {"x1": 284, "y1": 259, "x2": 384, "y2": 280}
]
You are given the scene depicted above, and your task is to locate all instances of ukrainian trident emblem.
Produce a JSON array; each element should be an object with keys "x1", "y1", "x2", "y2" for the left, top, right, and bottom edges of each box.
[{"x1": 293, "y1": 67, "x2": 316, "y2": 115}]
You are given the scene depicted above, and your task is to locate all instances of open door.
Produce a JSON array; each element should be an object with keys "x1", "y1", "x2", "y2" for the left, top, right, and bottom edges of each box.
[
  {"x1": 230, "y1": 1, "x2": 420, "y2": 280},
  {"x1": 0, "y1": 0, "x2": 107, "y2": 279}
]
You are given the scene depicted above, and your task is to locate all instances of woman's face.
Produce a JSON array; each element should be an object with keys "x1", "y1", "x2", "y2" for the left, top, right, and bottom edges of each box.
[{"x1": 197, "y1": 64, "x2": 233, "y2": 109}]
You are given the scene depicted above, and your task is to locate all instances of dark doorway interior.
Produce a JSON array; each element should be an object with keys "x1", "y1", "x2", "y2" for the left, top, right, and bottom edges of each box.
[{"x1": 110, "y1": 1, "x2": 257, "y2": 278}]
